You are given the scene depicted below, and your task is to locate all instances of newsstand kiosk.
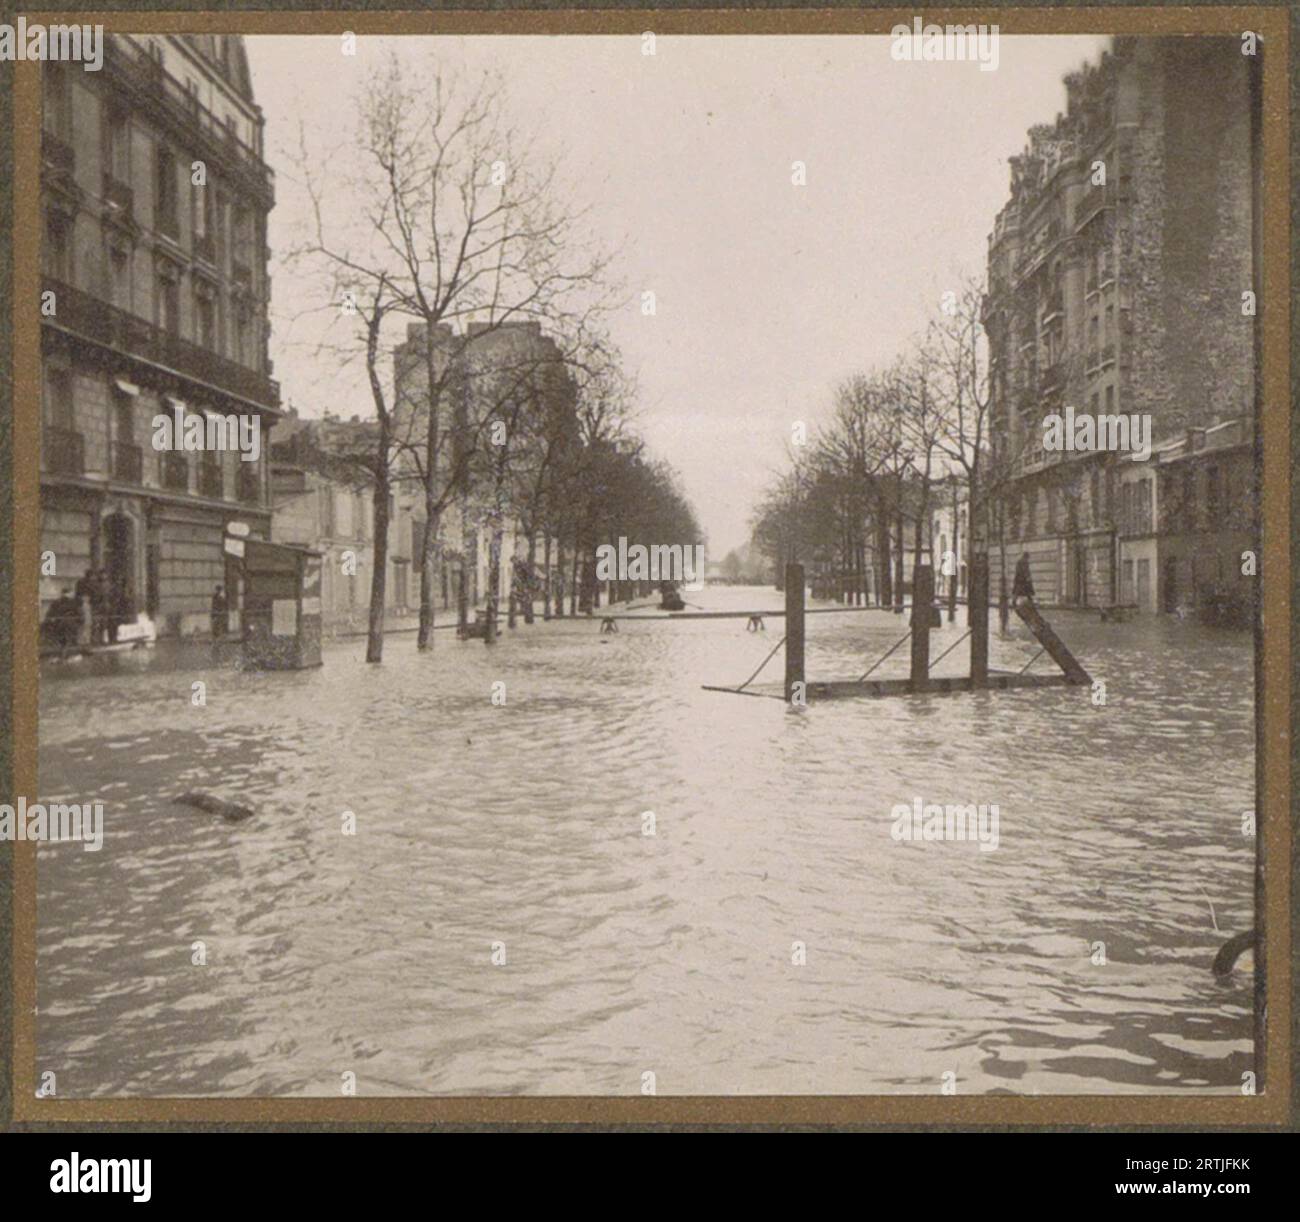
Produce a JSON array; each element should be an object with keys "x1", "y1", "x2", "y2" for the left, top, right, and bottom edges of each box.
[{"x1": 233, "y1": 535, "x2": 324, "y2": 669}]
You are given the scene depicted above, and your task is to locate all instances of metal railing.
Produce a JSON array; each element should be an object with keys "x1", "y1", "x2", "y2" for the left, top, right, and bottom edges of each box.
[{"x1": 42, "y1": 276, "x2": 280, "y2": 409}]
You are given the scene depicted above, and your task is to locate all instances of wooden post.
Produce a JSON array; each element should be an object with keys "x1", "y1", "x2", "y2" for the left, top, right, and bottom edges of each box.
[
  {"x1": 970, "y1": 553, "x2": 989, "y2": 688},
  {"x1": 784, "y1": 562, "x2": 805, "y2": 703},
  {"x1": 909, "y1": 562, "x2": 933, "y2": 691},
  {"x1": 1013, "y1": 598, "x2": 1092, "y2": 684}
]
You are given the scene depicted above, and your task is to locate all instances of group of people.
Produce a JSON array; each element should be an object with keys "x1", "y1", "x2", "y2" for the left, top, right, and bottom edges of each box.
[{"x1": 42, "y1": 567, "x2": 120, "y2": 657}]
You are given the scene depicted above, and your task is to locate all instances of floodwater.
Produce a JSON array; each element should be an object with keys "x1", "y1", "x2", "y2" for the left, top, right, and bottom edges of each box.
[{"x1": 36, "y1": 585, "x2": 1256, "y2": 1096}]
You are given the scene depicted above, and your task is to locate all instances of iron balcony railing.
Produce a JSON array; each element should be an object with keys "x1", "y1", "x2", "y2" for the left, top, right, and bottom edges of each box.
[
  {"x1": 103, "y1": 36, "x2": 274, "y2": 205},
  {"x1": 42, "y1": 276, "x2": 280, "y2": 410}
]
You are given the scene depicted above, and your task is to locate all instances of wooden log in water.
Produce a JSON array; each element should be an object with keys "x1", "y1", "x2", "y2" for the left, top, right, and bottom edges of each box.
[{"x1": 177, "y1": 791, "x2": 255, "y2": 823}]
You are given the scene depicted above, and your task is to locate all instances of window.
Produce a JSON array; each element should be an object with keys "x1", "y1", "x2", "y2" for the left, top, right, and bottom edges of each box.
[
  {"x1": 44, "y1": 212, "x2": 71, "y2": 280},
  {"x1": 113, "y1": 390, "x2": 134, "y2": 443},
  {"x1": 157, "y1": 264, "x2": 181, "y2": 333},
  {"x1": 194, "y1": 287, "x2": 215, "y2": 349},
  {"x1": 1206, "y1": 465, "x2": 1220, "y2": 523},
  {"x1": 155, "y1": 144, "x2": 178, "y2": 238},
  {"x1": 215, "y1": 192, "x2": 228, "y2": 265},
  {"x1": 1090, "y1": 469, "x2": 1101, "y2": 524},
  {"x1": 232, "y1": 205, "x2": 251, "y2": 263},
  {"x1": 106, "y1": 242, "x2": 130, "y2": 309},
  {"x1": 1104, "y1": 385, "x2": 1114, "y2": 414},
  {"x1": 193, "y1": 178, "x2": 209, "y2": 241},
  {"x1": 105, "y1": 108, "x2": 130, "y2": 182},
  {"x1": 233, "y1": 300, "x2": 250, "y2": 364},
  {"x1": 42, "y1": 64, "x2": 71, "y2": 138},
  {"x1": 44, "y1": 368, "x2": 75, "y2": 430}
]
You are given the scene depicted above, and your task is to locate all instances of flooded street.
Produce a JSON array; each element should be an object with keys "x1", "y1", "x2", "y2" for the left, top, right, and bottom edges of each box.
[{"x1": 37, "y1": 586, "x2": 1255, "y2": 1096}]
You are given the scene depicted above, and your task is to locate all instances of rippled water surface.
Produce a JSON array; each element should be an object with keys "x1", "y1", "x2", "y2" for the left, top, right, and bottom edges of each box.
[{"x1": 37, "y1": 587, "x2": 1256, "y2": 1095}]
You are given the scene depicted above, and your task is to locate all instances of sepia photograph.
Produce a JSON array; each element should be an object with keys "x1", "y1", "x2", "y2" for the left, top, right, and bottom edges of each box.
[{"x1": 4, "y1": 4, "x2": 1289, "y2": 1152}]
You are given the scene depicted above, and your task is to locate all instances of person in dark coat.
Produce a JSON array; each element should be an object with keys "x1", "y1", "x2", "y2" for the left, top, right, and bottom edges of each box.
[
  {"x1": 87, "y1": 567, "x2": 110, "y2": 645},
  {"x1": 210, "y1": 585, "x2": 229, "y2": 640},
  {"x1": 1012, "y1": 553, "x2": 1036, "y2": 603},
  {"x1": 73, "y1": 569, "x2": 93, "y2": 646},
  {"x1": 43, "y1": 587, "x2": 81, "y2": 658}
]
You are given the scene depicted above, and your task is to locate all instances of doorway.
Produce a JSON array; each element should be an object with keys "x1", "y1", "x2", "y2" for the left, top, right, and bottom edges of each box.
[{"x1": 102, "y1": 512, "x2": 135, "y2": 638}]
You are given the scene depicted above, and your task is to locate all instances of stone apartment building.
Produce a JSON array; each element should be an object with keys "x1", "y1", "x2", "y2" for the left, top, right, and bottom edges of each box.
[
  {"x1": 983, "y1": 37, "x2": 1259, "y2": 615},
  {"x1": 39, "y1": 34, "x2": 279, "y2": 637},
  {"x1": 392, "y1": 319, "x2": 576, "y2": 622},
  {"x1": 270, "y1": 410, "x2": 423, "y2": 634}
]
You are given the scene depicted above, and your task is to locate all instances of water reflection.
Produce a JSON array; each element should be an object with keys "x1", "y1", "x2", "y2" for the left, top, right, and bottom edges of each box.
[{"x1": 37, "y1": 587, "x2": 1255, "y2": 1095}]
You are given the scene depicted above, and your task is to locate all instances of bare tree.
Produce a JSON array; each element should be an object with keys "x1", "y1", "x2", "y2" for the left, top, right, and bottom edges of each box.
[{"x1": 285, "y1": 52, "x2": 614, "y2": 658}]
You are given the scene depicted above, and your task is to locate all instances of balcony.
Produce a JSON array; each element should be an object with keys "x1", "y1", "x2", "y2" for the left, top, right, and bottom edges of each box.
[
  {"x1": 103, "y1": 36, "x2": 274, "y2": 207},
  {"x1": 111, "y1": 440, "x2": 143, "y2": 483},
  {"x1": 162, "y1": 452, "x2": 189, "y2": 492},
  {"x1": 103, "y1": 173, "x2": 134, "y2": 216},
  {"x1": 1076, "y1": 183, "x2": 1109, "y2": 228},
  {"x1": 199, "y1": 459, "x2": 224, "y2": 499},
  {"x1": 42, "y1": 277, "x2": 280, "y2": 410},
  {"x1": 44, "y1": 426, "x2": 84, "y2": 476},
  {"x1": 237, "y1": 463, "x2": 262, "y2": 506}
]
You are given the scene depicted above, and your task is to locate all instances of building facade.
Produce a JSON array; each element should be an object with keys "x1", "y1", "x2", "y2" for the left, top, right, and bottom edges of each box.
[
  {"x1": 271, "y1": 410, "x2": 424, "y2": 634},
  {"x1": 392, "y1": 319, "x2": 574, "y2": 621},
  {"x1": 983, "y1": 37, "x2": 1258, "y2": 616},
  {"x1": 40, "y1": 34, "x2": 279, "y2": 637}
]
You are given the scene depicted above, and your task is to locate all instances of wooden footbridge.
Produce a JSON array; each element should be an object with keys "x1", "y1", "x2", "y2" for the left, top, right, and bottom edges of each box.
[{"x1": 702, "y1": 556, "x2": 1092, "y2": 704}]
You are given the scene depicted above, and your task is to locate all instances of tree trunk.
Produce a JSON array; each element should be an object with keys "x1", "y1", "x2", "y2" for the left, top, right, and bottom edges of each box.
[
  {"x1": 486, "y1": 523, "x2": 502, "y2": 642},
  {"x1": 543, "y1": 534, "x2": 554, "y2": 620},
  {"x1": 569, "y1": 531, "x2": 580, "y2": 615},
  {"x1": 417, "y1": 508, "x2": 441, "y2": 649},
  {"x1": 893, "y1": 505, "x2": 905, "y2": 614},
  {"x1": 878, "y1": 512, "x2": 892, "y2": 608},
  {"x1": 365, "y1": 456, "x2": 391, "y2": 664},
  {"x1": 458, "y1": 499, "x2": 472, "y2": 634},
  {"x1": 524, "y1": 530, "x2": 538, "y2": 624}
]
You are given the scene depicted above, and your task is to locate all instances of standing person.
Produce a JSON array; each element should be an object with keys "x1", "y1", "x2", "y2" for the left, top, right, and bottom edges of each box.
[
  {"x1": 87, "y1": 567, "x2": 110, "y2": 645},
  {"x1": 1012, "y1": 553, "x2": 1036, "y2": 603},
  {"x1": 43, "y1": 586, "x2": 80, "y2": 659},
  {"x1": 73, "y1": 568, "x2": 93, "y2": 647},
  {"x1": 210, "y1": 584, "x2": 228, "y2": 640}
]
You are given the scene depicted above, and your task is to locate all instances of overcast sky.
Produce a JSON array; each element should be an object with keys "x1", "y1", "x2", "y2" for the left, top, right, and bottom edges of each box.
[{"x1": 246, "y1": 34, "x2": 1108, "y2": 556}]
